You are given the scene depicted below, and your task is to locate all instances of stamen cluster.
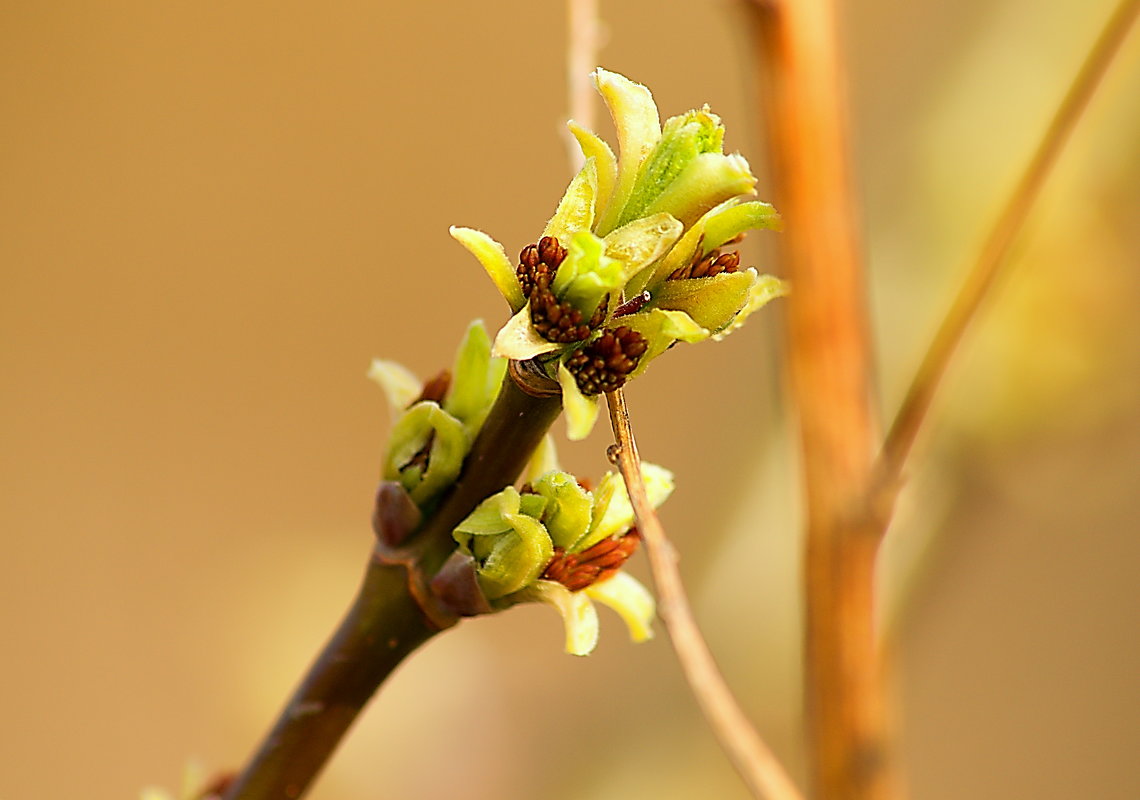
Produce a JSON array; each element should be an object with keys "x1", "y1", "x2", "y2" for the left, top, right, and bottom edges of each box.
[
  {"x1": 517, "y1": 236, "x2": 607, "y2": 343},
  {"x1": 542, "y1": 530, "x2": 642, "y2": 592},
  {"x1": 667, "y1": 248, "x2": 741, "y2": 281},
  {"x1": 564, "y1": 326, "x2": 648, "y2": 395}
]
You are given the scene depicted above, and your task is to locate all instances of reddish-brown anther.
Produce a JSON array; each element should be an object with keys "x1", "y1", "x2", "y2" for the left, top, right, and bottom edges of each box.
[
  {"x1": 564, "y1": 326, "x2": 648, "y2": 395},
  {"x1": 542, "y1": 529, "x2": 642, "y2": 592},
  {"x1": 667, "y1": 248, "x2": 741, "y2": 280}
]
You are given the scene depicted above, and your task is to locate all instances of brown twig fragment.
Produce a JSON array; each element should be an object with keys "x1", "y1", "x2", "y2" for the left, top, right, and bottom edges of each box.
[
  {"x1": 743, "y1": 0, "x2": 892, "y2": 798},
  {"x1": 879, "y1": 0, "x2": 1140, "y2": 488},
  {"x1": 605, "y1": 389, "x2": 805, "y2": 800}
]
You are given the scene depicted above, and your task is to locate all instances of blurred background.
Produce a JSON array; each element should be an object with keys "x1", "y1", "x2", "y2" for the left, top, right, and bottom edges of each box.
[{"x1": 2, "y1": 1, "x2": 1138, "y2": 798}]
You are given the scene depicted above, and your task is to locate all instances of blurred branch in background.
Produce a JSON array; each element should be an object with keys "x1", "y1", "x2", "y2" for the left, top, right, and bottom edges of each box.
[
  {"x1": 745, "y1": 0, "x2": 1140, "y2": 798},
  {"x1": 878, "y1": 0, "x2": 1140, "y2": 493},
  {"x1": 744, "y1": 1, "x2": 891, "y2": 799}
]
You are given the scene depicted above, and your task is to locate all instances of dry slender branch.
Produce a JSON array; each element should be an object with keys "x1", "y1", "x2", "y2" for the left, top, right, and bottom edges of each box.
[
  {"x1": 605, "y1": 389, "x2": 805, "y2": 800},
  {"x1": 565, "y1": 0, "x2": 601, "y2": 171},
  {"x1": 743, "y1": 1, "x2": 892, "y2": 799},
  {"x1": 878, "y1": 0, "x2": 1140, "y2": 488}
]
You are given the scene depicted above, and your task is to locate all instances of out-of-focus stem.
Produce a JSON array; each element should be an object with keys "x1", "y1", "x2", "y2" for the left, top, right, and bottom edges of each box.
[
  {"x1": 605, "y1": 390, "x2": 805, "y2": 800},
  {"x1": 878, "y1": 0, "x2": 1140, "y2": 489},
  {"x1": 744, "y1": 1, "x2": 891, "y2": 799}
]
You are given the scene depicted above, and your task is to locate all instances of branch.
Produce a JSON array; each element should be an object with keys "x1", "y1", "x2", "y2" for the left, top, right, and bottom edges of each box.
[
  {"x1": 743, "y1": 1, "x2": 892, "y2": 798},
  {"x1": 878, "y1": 0, "x2": 1140, "y2": 488},
  {"x1": 605, "y1": 389, "x2": 805, "y2": 800},
  {"x1": 223, "y1": 372, "x2": 563, "y2": 800}
]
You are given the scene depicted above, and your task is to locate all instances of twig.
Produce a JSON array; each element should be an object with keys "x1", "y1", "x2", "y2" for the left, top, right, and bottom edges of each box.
[
  {"x1": 565, "y1": 0, "x2": 601, "y2": 171},
  {"x1": 878, "y1": 0, "x2": 1140, "y2": 488},
  {"x1": 743, "y1": 1, "x2": 892, "y2": 799},
  {"x1": 605, "y1": 389, "x2": 805, "y2": 800}
]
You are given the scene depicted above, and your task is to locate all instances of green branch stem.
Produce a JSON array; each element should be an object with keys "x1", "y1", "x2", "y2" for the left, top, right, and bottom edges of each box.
[
  {"x1": 605, "y1": 389, "x2": 804, "y2": 800},
  {"x1": 223, "y1": 369, "x2": 562, "y2": 800}
]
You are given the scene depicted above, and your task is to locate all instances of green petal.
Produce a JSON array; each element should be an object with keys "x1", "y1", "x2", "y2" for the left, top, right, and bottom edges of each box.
[
  {"x1": 385, "y1": 402, "x2": 471, "y2": 505},
  {"x1": 585, "y1": 571, "x2": 656, "y2": 643},
  {"x1": 531, "y1": 470, "x2": 594, "y2": 549},
  {"x1": 620, "y1": 107, "x2": 725, "y2": 226},
  {"x1": 543, "y1": 157, "x2": 597, "y2": 242},
  {"x1": 557, "y1": 360, "x2": 600, "y2": 441},
  {"x1": 492, "y1": 304, "x2": 562, "y2": 360},
  {"x1": 617, "y1": 308, "x2": 710, "y2": 378},
  {"x1": 453, "y1": 485, "x2": 521, "y2": 538},
  {"x1": 513, "y1": 579, "x2": 600, "y2": 656},
  {"x1": 712, "y1": 274, "x2": 789, "y2": 341},
  {"x1": 651, "y1": 270, "x2": 758, "y2": 334},
  {"x1": 476, "y1": 513, "x2": 554, "y2": 599},
  {"x1": 593, "y1": 69, "x2": 662, "y2": 236},
  {"x1": 551, "y1": 230, "x2": 624, "y2": 317},
  {"x1": 602, "y1": 213, "x2": 683, "y2": 285},
  {"x1": 568, "y1": 121, "x2": 617, "y2": 222},
  {"x1": 701, "y1": 199, "x2": 782, "y2": 247},
  {"x1": 642, "y1": 152, "x2": 756, "y2": 229},
  {"x1": 579, "y1": 464, "x2": 674, "y2": 550},
  {"x1": 444, "y1": 319, "x2": 506, "y2": 435},
  {"x1": 450, "y1": 227, "x2": 525, "y2": 312},
  {"x1": 366, "y1": 358, "x2": 421, "y2": 415}
]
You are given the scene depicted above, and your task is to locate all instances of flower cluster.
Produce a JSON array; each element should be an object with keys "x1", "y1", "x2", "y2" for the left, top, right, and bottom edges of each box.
[
  {"x1": 368, "y1": 321, "x2": 506, "y2": 510},
  {"x1": 452, "y1": 68, "x2": 786, "y2": 439},
  {"x1": 446, "y1": 444, "x2": 672, "y2": 656}
]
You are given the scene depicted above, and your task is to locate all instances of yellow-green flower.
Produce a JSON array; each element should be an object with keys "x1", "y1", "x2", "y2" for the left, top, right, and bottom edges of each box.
[
  {"x1": 451, "y1": 69, "x2": 786, "y2": 440},
  {"x1": 446, "y1": 441, "x2": 673, "y2": 656},
  {"x1": 368, "y1": 320, "x2": 507, "y2": 508}
]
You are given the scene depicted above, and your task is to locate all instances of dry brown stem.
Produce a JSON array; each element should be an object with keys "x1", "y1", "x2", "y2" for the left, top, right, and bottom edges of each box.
[{"x1": 605, "y1": 389, "x2": 804, "y2": 800}]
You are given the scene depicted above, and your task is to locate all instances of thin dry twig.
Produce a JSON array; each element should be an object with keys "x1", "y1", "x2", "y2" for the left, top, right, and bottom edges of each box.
[
  {"x1": 565, "y1": 0, "x2": 601, "y2": 171},
  {"x1": 878, "y1": 0, "x2": 1140, "y2": 488},
  {"x1": 605, "y1": 389, "x2": 805, "y2": 800}
]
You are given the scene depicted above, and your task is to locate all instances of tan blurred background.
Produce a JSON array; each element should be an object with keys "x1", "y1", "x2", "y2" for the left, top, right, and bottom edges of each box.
[{"x1": 2, "y1": 1, "x2": 1139, "y2": 798}]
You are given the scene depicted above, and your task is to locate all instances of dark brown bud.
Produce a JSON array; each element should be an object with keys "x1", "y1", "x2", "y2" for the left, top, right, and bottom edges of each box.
[{"x1": 517, "y1": 235, "x2": 568, "y2": 300}]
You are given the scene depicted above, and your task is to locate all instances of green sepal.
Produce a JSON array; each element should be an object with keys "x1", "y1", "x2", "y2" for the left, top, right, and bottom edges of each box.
[
  {"x1": 444, "y1": 320, "x2": 506, "y2": 435},
  {"x1": 619, "y1": 107, "x2": 724, "y2": 226},
  {"x1": 712, "y1": 274, "x2": 790, "y2": 341},
  {"x1": 511, "y1": 579, "x2": 600, "y2": 656},
  {"x1": 453, "y1": 485, "x2": 521, "y2": 538},
  {"x1": 543, "y1": 157, "x2": 597, "y2": 243},
  {"x1": 650, "y1": 269, "x2": 759, "y2": 335},
  {"x1": 602, "y1": 213, "x2": 684, "y2": 288},
  {"x1": 641, "y1": 152, "x2": 757, "y2": 229},
  {"x1": 551, "y1": 230, "x2": 624, "y2": 318},
  {"x1": 384, "y1": 402, "x2": 470, "y2": 505},
  {"x1": 366, "y1": 358, "x2": 422, "y2": 416},
  {"x1": 568, "y1": 121, "x2": 617, "y2": 221},
  {"x1": 577, "y1": 464, "x2": 674, "y2": 552},
  {"x1": 492, "y1": 303, "x2": 563, "y2": 360},
  {"x1": 585, "y1": 571, "x2": 656, "y2": 643},
  {"x1": 518, "y1": 492, "x2": 549, "y2": 520},
  {"x1": 593, "y1": 68, "x2": 662, "y2": 236},
  {"x1": 531, "y1": 470, "x2": 594, "y2": 549},
  {"x1": 450, "y1": 227, "x2": 525, "y2": 312},
  {"x1": 473, "y1": 513, "x2": 554, "y2": 599},
  {"x1": 618, "y1": 308, "x2": 710, "y2": 379},
  {"x1": 557, "y1": 360, "x2": 600, "y2": 441}
]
